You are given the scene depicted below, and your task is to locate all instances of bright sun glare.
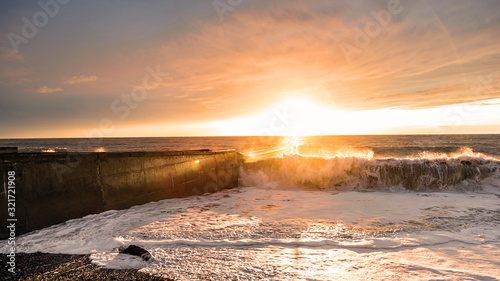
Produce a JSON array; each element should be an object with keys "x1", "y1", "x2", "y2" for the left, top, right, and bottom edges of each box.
[
  {"x1": 211, "y1": 97, "x2": 356, "y2": 136},
  {"x1": 210, "y1": 95, "x2": 471, "y2": 137},
  {"x1": 280, "y1": 98, "x2": 344, "y2": 136}
]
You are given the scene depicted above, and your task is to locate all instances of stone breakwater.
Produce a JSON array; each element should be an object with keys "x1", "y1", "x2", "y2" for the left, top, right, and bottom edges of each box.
[{"x1": 0, "y1": 150, "x2": 244, "y2": 237}]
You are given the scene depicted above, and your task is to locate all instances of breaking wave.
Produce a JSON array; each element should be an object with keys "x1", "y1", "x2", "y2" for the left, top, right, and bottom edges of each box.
[{"x1": 241, "y1": 148, "x2": 500, "y2": 192}]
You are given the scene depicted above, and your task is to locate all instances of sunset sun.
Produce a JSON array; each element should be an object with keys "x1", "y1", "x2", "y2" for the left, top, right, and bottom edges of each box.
[{"x1": 210, "y1": 97, "x2": 353, "y2": 136}]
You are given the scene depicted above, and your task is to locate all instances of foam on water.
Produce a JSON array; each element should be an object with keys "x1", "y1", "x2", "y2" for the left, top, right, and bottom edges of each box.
[
  {"x1": 242, "y1": 145, "x2": 500, "y2": 192},
  {"x1": 2, "y1": 180, "x2": 499, "y2": 280}
]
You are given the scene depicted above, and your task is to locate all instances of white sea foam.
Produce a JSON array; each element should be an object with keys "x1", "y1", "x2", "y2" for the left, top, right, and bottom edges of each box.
[
  {"x1": 2, "y1": 182, "x2": 499, "y2": 280},
  {"x1": 242, "y1": 151, "x2": 500, "y2": 191}
]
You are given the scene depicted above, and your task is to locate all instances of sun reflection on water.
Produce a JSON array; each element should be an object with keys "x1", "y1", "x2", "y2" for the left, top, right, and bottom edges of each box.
[{"x1": 284, "y1": 136, "x2": 304, "y2": 155}]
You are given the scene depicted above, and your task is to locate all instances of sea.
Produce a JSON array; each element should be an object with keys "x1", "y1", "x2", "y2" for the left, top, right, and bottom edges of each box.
[{"x1": 1, "y1": 135, "x2": 500, "y2": 280}]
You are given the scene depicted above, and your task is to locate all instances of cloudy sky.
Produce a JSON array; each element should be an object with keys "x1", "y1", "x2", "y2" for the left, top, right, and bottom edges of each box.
[{"x1": 1, "y1": 0, "x2": 499, "y2": 138}]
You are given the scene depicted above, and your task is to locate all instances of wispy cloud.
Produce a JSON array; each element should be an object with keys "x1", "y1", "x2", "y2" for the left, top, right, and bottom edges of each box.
[
  {"x1": 62, "y1": 75, "x2": 97, "y2": 85},
  {"x1": 146, "y1": 0, "x2": 500, "y2": 113},
  {"x1": 2, "y1": 0, "x2": 500, "y2": 137},
  {"x1": 0, "y1": 48, "x2": 24, "y2": 62},
  {"x1": 28, "y1": 86, "x2": 63, "y2": 94}
]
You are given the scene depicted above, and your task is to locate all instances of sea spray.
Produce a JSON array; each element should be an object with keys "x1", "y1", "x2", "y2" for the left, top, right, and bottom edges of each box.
[{"x1": 241, "y1": 153, "x2": 500, "y2": 191}]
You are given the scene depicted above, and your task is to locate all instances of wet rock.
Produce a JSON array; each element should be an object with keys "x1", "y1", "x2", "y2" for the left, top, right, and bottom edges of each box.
[{"x1": 120, "y1": 245, "x2": 152, "y2": 261}]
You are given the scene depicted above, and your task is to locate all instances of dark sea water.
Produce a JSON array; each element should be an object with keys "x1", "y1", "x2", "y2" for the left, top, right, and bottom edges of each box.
[{"x1": 1, "y1": 134, "x2": 499, "y2": 158}]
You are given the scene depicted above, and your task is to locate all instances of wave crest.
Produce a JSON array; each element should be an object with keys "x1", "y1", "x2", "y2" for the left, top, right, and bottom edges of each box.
[{"x1": 241, "y1": 150, "x2": 500, "y2": 192}]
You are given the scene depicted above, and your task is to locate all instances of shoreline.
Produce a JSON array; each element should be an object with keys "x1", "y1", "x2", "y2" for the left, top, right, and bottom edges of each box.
[{"x1": 0, "y1": 252, "x2": 172, "y2": 280}]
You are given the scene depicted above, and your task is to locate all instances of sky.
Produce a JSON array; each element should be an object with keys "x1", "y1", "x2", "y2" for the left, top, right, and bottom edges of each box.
[{"x1": 0, "y1": 0, "x2": 499, "y2": 138}]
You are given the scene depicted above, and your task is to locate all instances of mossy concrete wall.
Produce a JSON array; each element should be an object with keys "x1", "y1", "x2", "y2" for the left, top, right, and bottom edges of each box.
[{"x1": 0, "y1": 150, "x2": 243, "y2": 237}]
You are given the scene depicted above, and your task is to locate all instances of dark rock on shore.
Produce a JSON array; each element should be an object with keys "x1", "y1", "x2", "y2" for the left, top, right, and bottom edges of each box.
[
  {"x1": 119, "y1": 245, "x2": 152, "y2": 261},
  {"x1": 1, "y1": 252, "x2": 173, "y2": 280}
]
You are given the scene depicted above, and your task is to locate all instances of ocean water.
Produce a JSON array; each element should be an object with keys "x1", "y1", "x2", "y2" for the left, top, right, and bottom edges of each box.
[
  {"x1": 1, "y1": 135, "x2": 500, "y2": 158},
  {"x1": 1, "y1": 135, "x2": 500, "y2": 280}
]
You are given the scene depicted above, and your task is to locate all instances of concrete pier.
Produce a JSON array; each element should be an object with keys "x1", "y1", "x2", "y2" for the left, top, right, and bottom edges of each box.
[
  {"x1": 0, "y1": 147, "x2": 17, "y2": 154},
  {"x1": 0, "y1": 150, "x2": 244, "y2": 237}
]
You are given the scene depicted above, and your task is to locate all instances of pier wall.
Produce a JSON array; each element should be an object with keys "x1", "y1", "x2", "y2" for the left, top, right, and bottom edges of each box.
[{"x1": 0, "y1": 150, "x2": 243, "y2": 237}]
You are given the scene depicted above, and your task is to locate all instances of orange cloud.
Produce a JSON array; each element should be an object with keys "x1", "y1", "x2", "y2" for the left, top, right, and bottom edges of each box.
[
  {"x1": 28, "y1": 86, "x2": 63, "y2": 94},
  {"x1": 62, "y1": 75, "x2": 97, "y2": 85},
  {"x1": 144, "y1": 1, "x2": 500, "y2": 116},
  {"x1": 0, "y1": 48, "x2": 24, "y2": 62}
]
